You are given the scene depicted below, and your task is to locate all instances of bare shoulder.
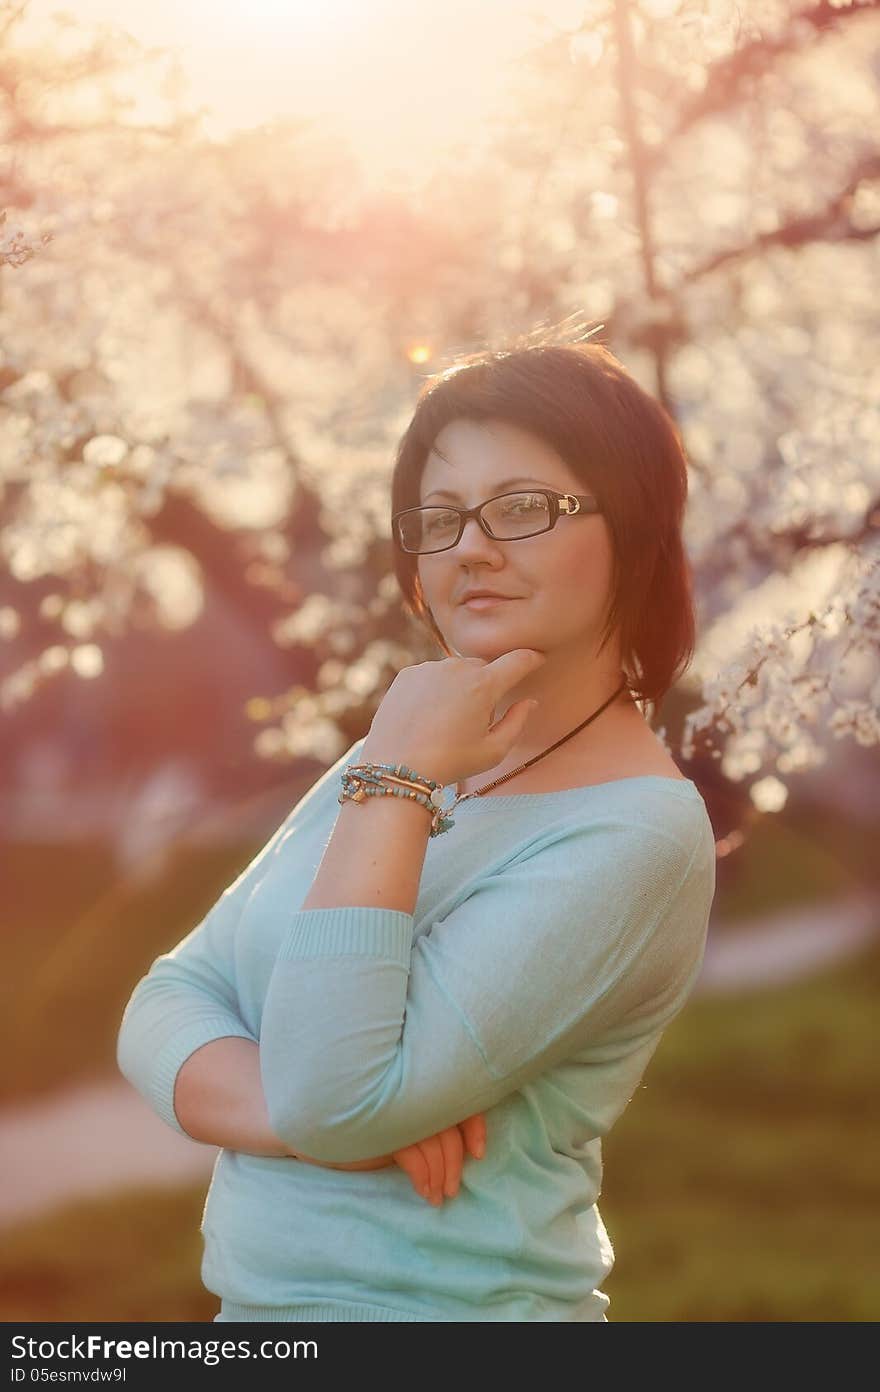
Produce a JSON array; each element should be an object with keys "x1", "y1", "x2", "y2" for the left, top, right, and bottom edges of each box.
[
  {"x1": 578, "y1": 750, "x2": 689, "y2": 786},
  {"x1": 615, "y1": 745, "x2": 689, "y2": 781},
  {"x1": 574, "y1": 713, "x2": 690, "y2": 785}
]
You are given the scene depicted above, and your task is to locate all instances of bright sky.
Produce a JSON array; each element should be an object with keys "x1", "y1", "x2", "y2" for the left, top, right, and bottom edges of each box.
[{"x1": 21, "y1": 0, "x2": 588, "y2": 189}]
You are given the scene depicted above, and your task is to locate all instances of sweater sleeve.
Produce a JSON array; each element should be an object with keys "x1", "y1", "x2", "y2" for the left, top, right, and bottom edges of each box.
[
  {"x1": 115, "y1": 739, "x2": 363, "y2": 1137},
  {"x1": 259, "y1": 814, "x2": 716, "y2": 1162}
]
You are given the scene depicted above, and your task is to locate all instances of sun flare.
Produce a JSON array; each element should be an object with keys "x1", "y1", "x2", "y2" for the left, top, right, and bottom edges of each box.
[
  {"x1": 25, "y1": 0, "x2": 543, "y2": 188},
  {"x1": 203, "y1": 0, "x2": 366, "y2": 40}
]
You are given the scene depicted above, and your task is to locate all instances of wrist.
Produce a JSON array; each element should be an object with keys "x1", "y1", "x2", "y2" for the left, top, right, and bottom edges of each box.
[
  {"x1": 341, "y1": 757, "x2": 451, "y2": 837},
  {"x1": 358, "y1": 745, "x2": 451, "y2": 792}
]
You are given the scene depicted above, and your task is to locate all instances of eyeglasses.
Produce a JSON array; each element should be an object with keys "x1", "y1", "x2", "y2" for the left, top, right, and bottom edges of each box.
[{"x1": 392, "y1": 490, "x2": 602, "y2": 555}]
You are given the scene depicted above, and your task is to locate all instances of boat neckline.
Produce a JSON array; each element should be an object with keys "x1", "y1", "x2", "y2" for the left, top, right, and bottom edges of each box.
[{"x1": 443, "y1": 775, "x2": 700, "y2": 807}]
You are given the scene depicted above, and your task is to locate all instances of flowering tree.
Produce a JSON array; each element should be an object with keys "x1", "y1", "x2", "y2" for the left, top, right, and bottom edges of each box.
[{"x1": 1, "y1": 0, "x2": 878, "y2": 818}]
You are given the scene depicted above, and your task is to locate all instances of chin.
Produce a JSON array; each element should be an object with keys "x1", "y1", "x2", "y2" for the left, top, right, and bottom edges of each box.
[
  {"x1": 455, "y1": 634, "x2": 526, "y2": 661},
  {"x1": 442, "y1": 609, "x2": 535, "y2": 659}
]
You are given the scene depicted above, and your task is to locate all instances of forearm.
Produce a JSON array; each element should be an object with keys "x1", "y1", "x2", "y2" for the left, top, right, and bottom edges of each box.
[
  {"x1": 258, "y1": 750, "x2": 444, "y2": 1159},
  {"x1": 173, "y1": 1036, "x2": 396, "y2": 1169},
  {"x1": 173, "y1": 1036, "x2": 292, "y2": 1155},
  {"x1": 300, "y1": 746, "x2": 433, "y2": 914}
]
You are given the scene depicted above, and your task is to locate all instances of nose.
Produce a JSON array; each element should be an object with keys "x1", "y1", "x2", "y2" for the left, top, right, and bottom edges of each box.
[{"x1": 454, "y1": 514, "x2": 504, "y2": 561}]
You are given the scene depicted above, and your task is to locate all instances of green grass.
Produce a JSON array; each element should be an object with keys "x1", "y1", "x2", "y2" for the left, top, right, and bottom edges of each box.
[
  {"x1": 2, "y1": 942, "x2": 878, "y2": 1322},
  {"x1": 600, "y1": 937, "x2": 880, "y2": 1321}
]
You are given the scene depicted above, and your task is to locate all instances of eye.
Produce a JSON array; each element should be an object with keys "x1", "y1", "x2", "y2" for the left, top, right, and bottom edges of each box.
[{"x1": 502, "y1": 493, "x2": 544, "y2": 514}]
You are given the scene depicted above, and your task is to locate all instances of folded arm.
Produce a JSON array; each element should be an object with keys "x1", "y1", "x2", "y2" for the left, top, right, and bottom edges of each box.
[
  {"x1": 116, "y1": 740, "x2": 433, "y2": 1175},
  {"x1": 116, "y1": 743, "x2": 356, "y2": 1139},
  {"x1": 259, "y1": 812, "x2": 715, "y2": 1164},
  {"x1": 173, "y1": 1036, "x2": 396, "y2": 1170}
]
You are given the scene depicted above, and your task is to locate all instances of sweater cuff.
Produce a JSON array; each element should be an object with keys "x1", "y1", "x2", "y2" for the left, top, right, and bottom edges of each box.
[
  {"x1": 151, "y1": 1017, "x2": 258, "y2": 1137},
  {"x1": 277, "y1": 906, "x2": 414, "y2": 965}
]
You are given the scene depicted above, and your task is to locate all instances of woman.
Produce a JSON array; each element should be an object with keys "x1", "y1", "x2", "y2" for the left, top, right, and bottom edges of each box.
[{"x1": 116, "y1": 338, "x2": 717, "y2": 1322}]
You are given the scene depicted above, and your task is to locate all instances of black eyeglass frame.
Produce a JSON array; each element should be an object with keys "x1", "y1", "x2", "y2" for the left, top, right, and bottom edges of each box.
[{"x1": 392, "y1": 490, "x2": 602, "y2": 555}]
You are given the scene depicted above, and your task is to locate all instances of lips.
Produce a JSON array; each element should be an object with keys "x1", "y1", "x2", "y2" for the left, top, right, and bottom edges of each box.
[
  {"x1": 459, "y1": 595, "x2": 519, "y2": 615},
  {"x1": 458, "y1": 592, "x2": 516, "y2": 604}
]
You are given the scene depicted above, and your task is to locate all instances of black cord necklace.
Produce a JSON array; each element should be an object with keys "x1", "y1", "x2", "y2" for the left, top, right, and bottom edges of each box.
[{"x1": 448, "y1": 670, "x2": 632, "y2": 810}]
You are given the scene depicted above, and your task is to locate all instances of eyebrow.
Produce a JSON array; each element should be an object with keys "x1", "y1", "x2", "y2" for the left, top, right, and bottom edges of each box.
[{"x1": 423, "y1": 476, "x2": 557, "y2": 501}]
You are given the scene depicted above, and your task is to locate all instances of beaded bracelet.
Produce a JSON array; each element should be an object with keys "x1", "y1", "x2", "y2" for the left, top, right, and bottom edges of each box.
[
  {"x1": 339, "y1": 761, "x2": 455, "y2": 837},
  {"x1": 339, "y1": 761, "x2": 453, "y2": 836}
]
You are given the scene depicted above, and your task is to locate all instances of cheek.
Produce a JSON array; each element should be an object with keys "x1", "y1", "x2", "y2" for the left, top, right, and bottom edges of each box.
[
  {"x1": 417, "y1": 559, "x2": 444, "y2": 594},
  {"x1": 536, "y1": 533, "x2": 608, "y2": 593},
  {"x1": 528, "y1": 538, "x2": 613, "y2": 630},
  {"x1": 417, "y1": 561, "x2": 456, "y2": 614}
]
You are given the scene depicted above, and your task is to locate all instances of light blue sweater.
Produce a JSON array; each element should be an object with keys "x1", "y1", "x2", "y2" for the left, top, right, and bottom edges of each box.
[{"x1": 116, "y1": 736, "x2": 716, "y2": 1322}]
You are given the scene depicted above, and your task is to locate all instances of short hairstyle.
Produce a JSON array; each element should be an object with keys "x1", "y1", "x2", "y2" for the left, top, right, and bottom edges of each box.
[{"x1": 390, "y1": 340, "x2": 697, "y2": 712}]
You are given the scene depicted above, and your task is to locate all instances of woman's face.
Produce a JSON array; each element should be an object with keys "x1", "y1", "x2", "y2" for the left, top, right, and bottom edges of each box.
[{"x1": 416, "y1": 417, "x2": 616, "y2": 666}]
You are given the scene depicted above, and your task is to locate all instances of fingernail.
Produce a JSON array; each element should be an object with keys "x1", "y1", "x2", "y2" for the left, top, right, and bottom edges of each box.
[
  {"x1": 475, "y1": 1140, "x2": 485, "y2": 1158},
  {"x1": 421, "y1": 1186, "x2": 431, "y2": 1199}
]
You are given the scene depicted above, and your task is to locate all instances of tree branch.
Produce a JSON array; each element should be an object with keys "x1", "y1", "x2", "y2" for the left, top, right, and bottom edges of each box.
[
  {"x1": 646, "y1": 0, "x2": 880, "y2": 165},
  {"x1": 612, "y1": 0, "x2": 675, "y2": 414},
  {"x1": 682, "y1": 153, "x2": 880, "y2": 282}
]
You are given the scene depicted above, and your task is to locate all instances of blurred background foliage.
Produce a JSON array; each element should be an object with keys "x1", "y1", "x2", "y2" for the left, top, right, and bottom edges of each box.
[{"x1": 1, "y1": 0, "x2": 879, "y2": 1322}]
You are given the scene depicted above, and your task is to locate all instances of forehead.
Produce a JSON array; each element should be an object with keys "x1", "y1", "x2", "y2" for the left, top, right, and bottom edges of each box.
[{"x1": 420, "y1": 418, "x2": 579, "y2": 497}]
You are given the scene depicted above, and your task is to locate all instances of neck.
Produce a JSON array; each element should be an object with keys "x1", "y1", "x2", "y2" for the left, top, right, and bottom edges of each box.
[
  {"x1": 494, "y1": 646, "x2": 636, "y2": 755},
  {"x1": 453, "y1": 644, "x2": 642, "y2": 797}
]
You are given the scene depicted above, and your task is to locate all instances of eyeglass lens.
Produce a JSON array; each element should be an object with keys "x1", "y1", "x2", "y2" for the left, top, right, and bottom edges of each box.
[{"x1": 399, "y1": 492, "x2": 552, "y2": 553}]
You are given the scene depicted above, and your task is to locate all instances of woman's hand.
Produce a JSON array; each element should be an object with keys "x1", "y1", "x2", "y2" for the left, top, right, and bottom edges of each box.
[
  {"x1": 361, "y1": 649, "x2": 546, "y2": 788},
  {"x1": 287, "y1": 1113, "x2": 488, "y2": 1205},
  {"x1": 391, "y1": 1113, "x2": 487, "y2": 1206}
]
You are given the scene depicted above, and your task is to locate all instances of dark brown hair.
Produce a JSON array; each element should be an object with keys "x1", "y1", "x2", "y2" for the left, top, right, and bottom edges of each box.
[{"x1": 390, "y1": 339, "x2": 697, "y2": 712}]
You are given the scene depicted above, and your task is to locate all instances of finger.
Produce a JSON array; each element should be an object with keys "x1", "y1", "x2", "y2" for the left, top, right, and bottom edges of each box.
[
  {"x1": 438, "y1": 1124, "x2": 465, "y2": 1198},
  {"x1": 487, "y1": 696, "x2": 541, "y2": 749},
  {"x1": 483, "y1": 647, "x2": 547, "y2": 691},
  {"x1": 391, "y1": 1144, "x2": 430, "y2": 1197},
  {"x1": 420, "y1": 1135, "x2": 445, "y2": 1205},
  {"x1": 459, "y1": 1112, "x2": 487, "y2": 1160}
]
